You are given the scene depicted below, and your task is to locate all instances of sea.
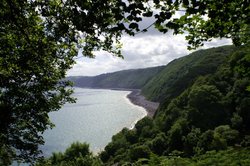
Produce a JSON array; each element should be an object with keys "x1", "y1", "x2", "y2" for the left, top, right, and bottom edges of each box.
[{"x1": 40, "y1": 87, "x2": 147, "y2": 156}]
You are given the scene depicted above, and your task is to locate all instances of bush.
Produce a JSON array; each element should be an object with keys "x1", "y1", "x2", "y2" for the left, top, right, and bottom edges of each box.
[
  {"x1": 64, "y1": 142, "x2": 90, "y2": 161},
  {"x1": 36, "y1": 142, "x2": 102, "y2": 166},
  {"x1": 129, "y1": 145, "x2": 151, "y2": 161}
]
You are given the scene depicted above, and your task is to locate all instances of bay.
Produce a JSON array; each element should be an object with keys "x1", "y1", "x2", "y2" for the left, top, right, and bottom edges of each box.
[{"x1": 40, "y1": 88, "x2": 147, "y2": 156}]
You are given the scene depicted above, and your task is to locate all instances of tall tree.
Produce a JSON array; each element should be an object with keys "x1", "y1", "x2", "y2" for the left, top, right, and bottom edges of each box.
[
  {"x1": 0, "y1": 0, "x2": 249, "y2": 164},
  {"x1": 0, "y1": 0, "x2": 130, "y2": 164}
]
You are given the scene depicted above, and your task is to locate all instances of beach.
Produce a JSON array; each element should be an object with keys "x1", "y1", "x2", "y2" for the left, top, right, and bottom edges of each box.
[{"x1": 127, "y1": 89, "x2": 159, "y2": 118}]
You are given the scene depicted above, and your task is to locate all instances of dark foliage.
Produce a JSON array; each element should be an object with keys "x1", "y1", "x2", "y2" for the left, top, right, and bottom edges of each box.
[{"x1": 100, "y1": 44, "x2": 250, "y2": 165}]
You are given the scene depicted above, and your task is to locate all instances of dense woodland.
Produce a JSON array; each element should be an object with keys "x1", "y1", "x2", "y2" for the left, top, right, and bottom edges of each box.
[
  {"x1": 1, "y1": 0, "x2": 249, "y2": 165},
  {"x1": 37, "y1": 44, "x2": 250, "y2": 165}
]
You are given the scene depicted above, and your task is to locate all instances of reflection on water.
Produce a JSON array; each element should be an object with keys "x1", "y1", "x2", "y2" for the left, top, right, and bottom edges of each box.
[{"x1": 40, "y1": 88, "x2": 147, "y2": 156}]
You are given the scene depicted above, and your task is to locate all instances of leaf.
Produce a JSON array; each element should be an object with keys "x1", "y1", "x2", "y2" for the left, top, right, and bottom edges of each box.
[
  {"x1": 129, "y1": 22, "x2": 139, "y2": 29},
  {"x1": 153, "y1": 0, "x2": 160, "y2": 5},
  {"x1": 143, "y1": 11, "x2": 153, "y2": 17},
  {"x1": 183, "y1": 0, "x2": 189, "y2": 6}
]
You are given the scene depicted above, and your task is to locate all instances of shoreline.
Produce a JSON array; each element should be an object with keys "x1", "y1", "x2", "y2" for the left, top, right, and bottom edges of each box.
[
  {"x1": 126, "y1": 89, "x2": 159, "y2": 118},
  {"x1": 73, "y1": 86, "x2": 159, "y2": 118}
]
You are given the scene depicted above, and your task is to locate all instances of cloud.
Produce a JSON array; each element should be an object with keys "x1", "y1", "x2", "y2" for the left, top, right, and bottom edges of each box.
[
  {"x1": 67, "y1": 32, "x2": 232, "y2": 76},
  {"x1": 67, "y1": 8, "x2": 234, "y2": 76}
]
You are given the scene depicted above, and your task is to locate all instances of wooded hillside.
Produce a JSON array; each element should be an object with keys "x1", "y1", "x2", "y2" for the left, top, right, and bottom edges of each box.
[
  {"x1": 38, "y1": 44, "x2": 250, "y2": 166},
  {"x1": 68, "y1": 66, "x2": 165, "y2": 89}
]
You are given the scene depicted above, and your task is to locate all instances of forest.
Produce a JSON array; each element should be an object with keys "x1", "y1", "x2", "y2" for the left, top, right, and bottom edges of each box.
[
  {"x1": 0, "y1": 0, "x2": 249, "y2": 165},
  {"x1": 36, "y1": 44, "x2": 250, "y2": 165}
]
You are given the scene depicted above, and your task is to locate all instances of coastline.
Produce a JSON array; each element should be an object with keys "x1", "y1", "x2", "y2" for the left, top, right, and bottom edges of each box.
[
  {"x1": 126, "y1": 89, "x2": 159, "y2": 118},
  {"x1": 73, "y1": 86, "x2": 159, "y2": 118}
]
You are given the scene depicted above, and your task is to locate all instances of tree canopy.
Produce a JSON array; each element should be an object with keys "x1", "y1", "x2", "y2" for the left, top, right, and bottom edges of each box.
[
  {"x1": 99, "y1": 44, "x2": 250, "y2": 166},
  {"x1": 0, "y1": 0, "x2": 249, "y2": 164}
]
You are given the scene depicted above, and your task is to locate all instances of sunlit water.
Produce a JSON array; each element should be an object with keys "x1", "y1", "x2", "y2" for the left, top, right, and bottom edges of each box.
[{"x1": 40, "y1": 88, "x2": 147, "y2": 156}]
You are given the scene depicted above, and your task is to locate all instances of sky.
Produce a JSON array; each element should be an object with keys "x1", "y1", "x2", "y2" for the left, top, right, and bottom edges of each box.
[{"x1": 67, "y1": 19, "x2": 232, "y2": 76}]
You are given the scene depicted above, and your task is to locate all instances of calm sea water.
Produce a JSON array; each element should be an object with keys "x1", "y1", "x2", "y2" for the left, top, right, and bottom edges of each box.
[{"x1": 40, "y1": 88, "x2": 147, "y2": 156}]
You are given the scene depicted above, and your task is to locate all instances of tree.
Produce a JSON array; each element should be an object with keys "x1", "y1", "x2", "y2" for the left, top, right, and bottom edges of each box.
[
  {"x1": 113, "y1": 0, "x2": 249, "y2": 49},
  {"x1": 135, "y1": 117, "x2": 154, "y2": 136},
  {"x1": 36, "y1": 142, "x2": 103, "y2": 166},
  {"x1": 149, "y1": 132, "x2": 168, "y2": 155},
  {"x1": 213, "y1": 125, "x2": 239, "y2": 147},
  {"x1": 0, "y1": 0, "x2": 76, "y2": 163},
  {"x1": 63, "y1": 142, "x2": 90, "y2": 161},
  {"x1": 228, "y1": 43, "x2": 250, "y2": 129},
  {"x1": 101, "y1": 129, "x2": 129, "y2": 162},
  {"x1": 129, "y1": 145, "x2": 151, "y2": 162},
  {"x1": 0, "y1": 0, "x2": 133, "y2": 164},
  {"x1": 158, "y1": 0, "x2": 249, "y2": 49},
  {"x1": 183, "y1": 127, "x2": 201, "y2": 156},
  {"x1": 187, "y1": 84, "x2": 228, "y2": 129},
  {"x1": 167, "y1": 118, "x2": 189, "y2": 152},
  {"x1": 1, "y1": 0, "x2": 249, "y2": 164}
]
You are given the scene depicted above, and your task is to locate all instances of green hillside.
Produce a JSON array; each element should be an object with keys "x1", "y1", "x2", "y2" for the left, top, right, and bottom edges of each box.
[
  {"x1": 142, "y1": 45, "x2": 236, "y2": 103},
  {"x1": 68, "y1": 66, "x2": 165, "y2": 89},
  {"x1": 37, "y1": 44, "x2": 250, "y2": 166},
  {"x1": 97, "y1": 44, "x2": 250, "y2": 165}
]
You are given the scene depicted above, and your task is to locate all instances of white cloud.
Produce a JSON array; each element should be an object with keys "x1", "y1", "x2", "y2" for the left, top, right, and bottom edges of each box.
[
  {"x1": 67, "y1": 30, "x2": 232, "y2": 76},
  {"x1": 67, "y1": 1, "x2": 234, "y2": 76},
  {"x1": 67, "y1": 7, "x2": 233, "y2": 77}
]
